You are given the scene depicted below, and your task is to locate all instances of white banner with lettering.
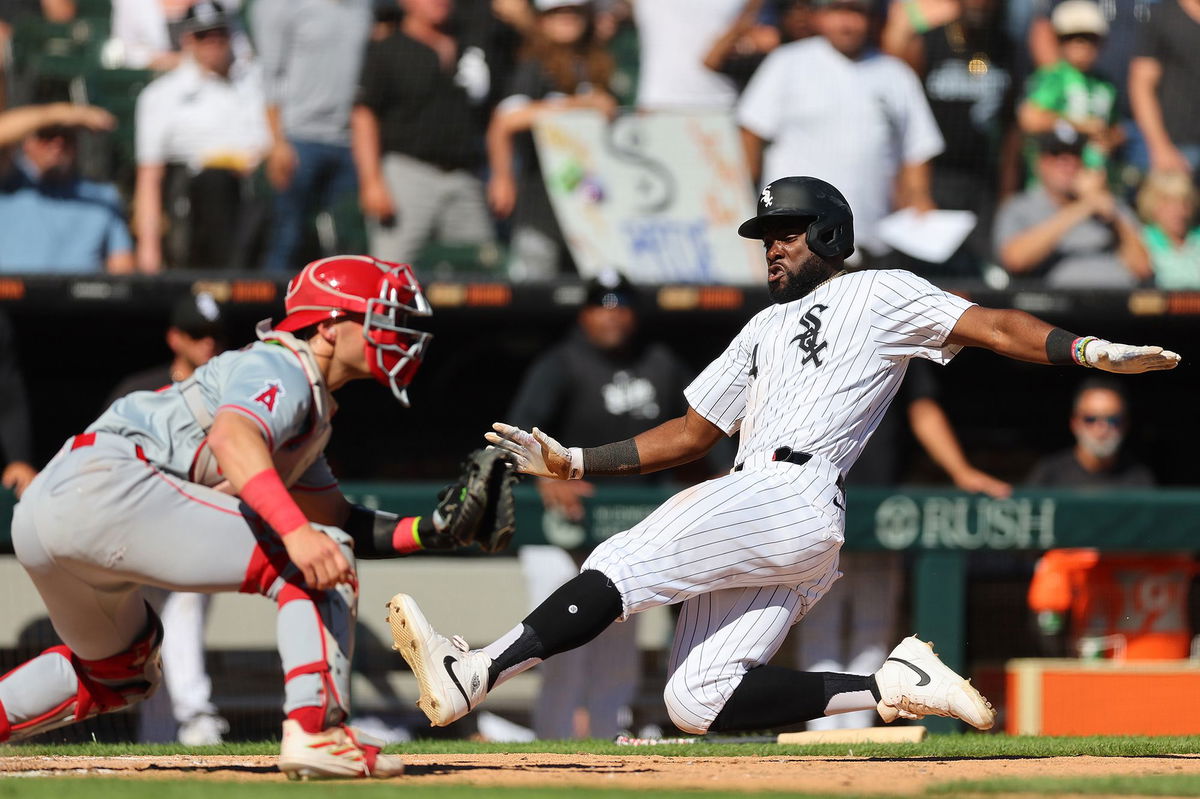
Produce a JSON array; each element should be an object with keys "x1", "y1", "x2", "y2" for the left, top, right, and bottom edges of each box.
[{"x1": 532, "y1": 110, "x2": 762, "y2": 284}]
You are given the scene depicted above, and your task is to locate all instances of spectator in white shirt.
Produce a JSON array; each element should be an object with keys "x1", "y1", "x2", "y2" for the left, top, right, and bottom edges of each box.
[
  {"x1": 133, "y1": 1, "x2": 270, "y2": 270},
  {"x1": 633, "y1": 0, "x2": 745, "y2": 111},
  {"x1": 737, "y1": 0, "x2": 945, "y2": 260}
]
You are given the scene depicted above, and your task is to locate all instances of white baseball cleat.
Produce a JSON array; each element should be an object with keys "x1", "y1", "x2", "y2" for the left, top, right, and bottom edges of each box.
[
  {"x1": 873, "y1": 636, "x2": 995, "y2": 730},
  {"x1": 278, "y1": 720, "x2": 405, "y2": 780},
  {"x1": 386, "y1": 592, "x2": 491, "y2": 727}
]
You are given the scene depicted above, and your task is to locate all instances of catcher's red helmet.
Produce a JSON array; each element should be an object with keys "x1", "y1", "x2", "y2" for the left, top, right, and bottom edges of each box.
[{"x1": 275, "y1": 255, "x2": 432, "y2": 405}]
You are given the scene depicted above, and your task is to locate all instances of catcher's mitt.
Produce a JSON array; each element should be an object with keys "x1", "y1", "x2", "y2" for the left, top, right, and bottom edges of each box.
[{"x1": 433, "y1": 448, "x2": 519, "y2": 552}]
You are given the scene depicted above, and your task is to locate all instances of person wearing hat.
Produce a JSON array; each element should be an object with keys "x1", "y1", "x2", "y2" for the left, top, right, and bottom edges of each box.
[
  {"x1": 737, "y1": 0, "x2": 945, "y2": 261},
  {"x1": 505, "y1": 271, "x2": 701, "y2": 738},
  {"x1": 1018, "y1": 0, "x2": 1121, "y2": 177},
  {"x1": 0, "y1": 103, "x2": 134, "y2": 273},
  {"x1": 994, "y1": 124, "x2": 1150, "y2": 286},
  {"x1": 133, "y1": 0, "x2": 270, "y2": 271}
]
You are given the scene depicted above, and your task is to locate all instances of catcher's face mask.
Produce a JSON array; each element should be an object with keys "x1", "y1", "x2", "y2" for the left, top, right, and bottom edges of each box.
[{"x1": 276, "y1": 256, "x2": 433, "y2": 406}]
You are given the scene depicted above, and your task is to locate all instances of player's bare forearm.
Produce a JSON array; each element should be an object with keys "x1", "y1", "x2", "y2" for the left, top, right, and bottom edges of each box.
[
  {"x1": 947, "y1": 306, "x2": 1056, "y2": 363},
  {"x1": 624, "y1": 407, "x2": 726, "y2": 475},
  {"x1": 207, "y1": 411, "x2": 280, "y2": 493}
]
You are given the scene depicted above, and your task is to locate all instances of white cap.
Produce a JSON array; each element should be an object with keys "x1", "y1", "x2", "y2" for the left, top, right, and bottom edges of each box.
[
  {"x1": 535, "y1": 0, "x2": 591, "y2": 10},
  {"x1": 1051, "y1": 0, "x2": 1108, "y2": 36}
]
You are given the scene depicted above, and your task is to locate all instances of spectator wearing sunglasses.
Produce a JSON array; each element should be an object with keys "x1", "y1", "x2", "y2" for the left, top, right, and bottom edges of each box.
[
  {"x1": 1018, "y1": 0, "x2": 1121, "y2": 179},
  {"x1": 0, "y1": 103, "x2": 134, "y2": 273},
  {"x1": 1027, "y1": 378, "x2": 1153, "y2": 487}
]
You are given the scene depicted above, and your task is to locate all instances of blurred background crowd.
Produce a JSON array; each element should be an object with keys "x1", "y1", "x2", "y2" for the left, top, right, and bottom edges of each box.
[{"x1": 0, "y1": 0, "x2": 1196, "y2": 285}]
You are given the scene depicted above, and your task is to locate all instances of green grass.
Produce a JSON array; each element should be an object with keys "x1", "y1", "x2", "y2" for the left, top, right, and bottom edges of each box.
[
  {"x1": 4, "y1": 734, "x2": 1200, "y2": 759},
  {"x1": 935, "y1": 775, "x2": 1200, "y2": 796}
]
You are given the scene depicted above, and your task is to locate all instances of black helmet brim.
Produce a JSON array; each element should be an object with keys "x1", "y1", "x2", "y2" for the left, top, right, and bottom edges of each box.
[{"x1": 737, "y1": 209, "x2": 820, "y2": 239}]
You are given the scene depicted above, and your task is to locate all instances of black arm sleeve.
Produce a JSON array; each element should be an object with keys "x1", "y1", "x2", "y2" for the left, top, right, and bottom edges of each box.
[
  {"x1": 0, "y1": 312, "x2": 33, "y2": 465},
  {"x1": 343, "y1": 505, "x2": 437, "y2": 559}
]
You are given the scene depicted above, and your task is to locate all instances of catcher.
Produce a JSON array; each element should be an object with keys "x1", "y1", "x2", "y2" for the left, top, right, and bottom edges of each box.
[{"x1": 1, "y1": 256, "x2": 516, "y2": 779}]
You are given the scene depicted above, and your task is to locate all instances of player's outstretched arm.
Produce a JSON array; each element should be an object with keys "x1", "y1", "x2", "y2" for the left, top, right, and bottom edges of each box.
[
  {"x1": 946, "y1": 306, "x2": 1182, "y2": 373},
  {"x1": 487, "y1": 407, "x2": 725, "y2": 481}
]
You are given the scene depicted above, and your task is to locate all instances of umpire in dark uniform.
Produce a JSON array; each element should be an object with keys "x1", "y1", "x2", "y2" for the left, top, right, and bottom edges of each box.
[{"x1": 506, "y1": 272, "x2": 694, "y2": 739}]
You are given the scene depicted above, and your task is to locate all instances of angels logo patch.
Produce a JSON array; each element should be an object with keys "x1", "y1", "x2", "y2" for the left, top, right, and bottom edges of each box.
[{"x1": 252, "y1": 380, "x2": 285, "y2": 414}]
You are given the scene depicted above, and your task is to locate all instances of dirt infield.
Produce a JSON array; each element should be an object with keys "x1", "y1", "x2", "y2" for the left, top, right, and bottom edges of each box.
[{"x1": 4, "y1": 753, "x2": 1200, "y2": 793}]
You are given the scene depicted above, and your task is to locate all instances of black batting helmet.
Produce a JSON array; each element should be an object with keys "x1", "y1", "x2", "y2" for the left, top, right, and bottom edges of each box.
[{"x1": 737, "y1": 176, "x2": 854, "y2": 259}]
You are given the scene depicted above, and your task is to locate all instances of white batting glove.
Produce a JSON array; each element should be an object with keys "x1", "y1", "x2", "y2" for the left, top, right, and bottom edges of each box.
[
  {"x1": 485, "y1": 423, "x2": 582, "y2": 480},
  {"x1": 1084, "y1": 340, "x2": 1182, "y2": 374}
]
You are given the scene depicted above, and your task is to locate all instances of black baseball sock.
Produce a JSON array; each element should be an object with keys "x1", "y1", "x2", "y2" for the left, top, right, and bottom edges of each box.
[
  {"x1": 484, "y1": 569, "x2": 623, "y2": 689},
  {"x1": 708, "y1": 666, "x2": 881, "y2": 733}
]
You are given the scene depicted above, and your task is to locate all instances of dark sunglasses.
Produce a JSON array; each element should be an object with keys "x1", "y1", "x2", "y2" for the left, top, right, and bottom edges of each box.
[
  {"x1": 1059, "y1": 33, "x2": 1101, "y2": 44},
  {"x1": 34, "y1": 125, "x2": 74, "y2": 141},
  {"x1": 193, "y1": 27, "x2": 231, "y2": 40},
  {"x1": 1079, "y1": 414, "x2": 1123, "y2": 426}
]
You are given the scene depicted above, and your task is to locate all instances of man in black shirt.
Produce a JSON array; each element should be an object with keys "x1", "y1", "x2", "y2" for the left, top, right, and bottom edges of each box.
[
  {"x1": 506, "y1": 273, "x2": 694, "y2": 739},
  {"x1": 1129, "y1": 0, "x2": 1200, "y2": 179},
  {"x1": 351, "y1": 0, "x2": 496, "y2": 266},
  {"x1": 1027, "y1": 377, "x2": 1154, "y2": 487}
]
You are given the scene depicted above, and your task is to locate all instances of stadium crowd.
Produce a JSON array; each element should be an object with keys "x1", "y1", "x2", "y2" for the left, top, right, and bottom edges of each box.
[{"x1": 0, "y1": 0, "x2": 1196, "y2": 284}]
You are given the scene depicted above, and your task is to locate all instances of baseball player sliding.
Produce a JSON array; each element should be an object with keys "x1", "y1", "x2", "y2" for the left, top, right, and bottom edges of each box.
[
  {"x1": 0, "y1": 256, "x2": 514, "y2": 779},
  {"x1": 388, "y1": 176, "x2": 1180, "y2": 736}
]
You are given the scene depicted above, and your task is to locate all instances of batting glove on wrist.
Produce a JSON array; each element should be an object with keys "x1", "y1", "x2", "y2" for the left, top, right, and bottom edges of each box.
[
  {"x1": 485, "y1": 423, "x2": 574, "y2": 479},
  {"x1": 1084, "y1": 340, "x2": 1181, "y2": 373}
]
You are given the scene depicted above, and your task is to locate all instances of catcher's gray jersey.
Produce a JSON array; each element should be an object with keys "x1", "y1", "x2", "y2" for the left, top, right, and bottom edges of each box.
[{"x1": 89, "y1": 323, "x2": 337, "y2": 491}]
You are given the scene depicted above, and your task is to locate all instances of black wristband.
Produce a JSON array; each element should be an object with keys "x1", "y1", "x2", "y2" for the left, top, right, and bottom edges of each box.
[
  {"x1": 582, "y1": 438, "x2": 641, "y2": 476},
  {"x1": 1045, "y1": 327, "x2": 1081, "y2": 365}
]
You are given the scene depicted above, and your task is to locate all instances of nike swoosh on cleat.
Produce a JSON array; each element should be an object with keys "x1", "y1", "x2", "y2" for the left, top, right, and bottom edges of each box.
[
  {"x1": 443, "y1": 656, "x2": 472, "y2": 706},
  {"x1": 886, "y1": 657, "x2": 931, "y2": 686}
]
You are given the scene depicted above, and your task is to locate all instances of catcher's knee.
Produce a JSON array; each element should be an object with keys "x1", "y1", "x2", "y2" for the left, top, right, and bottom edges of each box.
[
  {"x1": 662, "y1": 674, "x2": 717, "y2": 736},
  {"x1": 78, "y1": 604, "x2": 165, "y2": 704}
]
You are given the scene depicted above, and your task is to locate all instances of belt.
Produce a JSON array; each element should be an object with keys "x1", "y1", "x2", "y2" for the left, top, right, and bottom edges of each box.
[
  {"x1": 71, "y1": 432, "x2": 148, "y2": 462},
  {"x1": 734, "y1": 446, "x2": 846, "y2": 494},
  {"x1": 734, "y1": 446, "x2": 812, "y2": 472}
]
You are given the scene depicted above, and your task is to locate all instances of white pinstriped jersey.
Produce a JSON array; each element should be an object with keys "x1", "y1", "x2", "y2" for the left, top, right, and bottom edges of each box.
[{"x1": 685, "y1": 270, "x2": 975, "y2": 475}]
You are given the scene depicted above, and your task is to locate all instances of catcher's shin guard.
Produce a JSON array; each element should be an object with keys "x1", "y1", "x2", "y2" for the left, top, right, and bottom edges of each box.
[{"x1": 0, "y1": 606, "x2": 163, "y2": 742}]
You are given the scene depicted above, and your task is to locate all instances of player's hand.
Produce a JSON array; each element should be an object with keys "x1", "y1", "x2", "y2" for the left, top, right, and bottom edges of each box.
[
  {"x1": 485, "y1": 422, "x2": 572, "y2": 479},
  {"x1": 282, "y1": 524, "x2": 356, "y2": 591},
  {"x1": 951, "y1": 467, "x2": 1012, "y2": 499},
  {"x1": 266, "y1": 140, "x2": 298, "y2": 191},
  {"x1": 537, "y1": 478, "x2": 595, "y2": 522},
  {"x1": 1084, "y1": 340, "x2": 1182, "y2": 373},
  {"x1": 1, "y1": 461, "x2": 37, "y2": 499},
  {"x1": 360, "y1": 177, "x2": 396, "y2": 224}
]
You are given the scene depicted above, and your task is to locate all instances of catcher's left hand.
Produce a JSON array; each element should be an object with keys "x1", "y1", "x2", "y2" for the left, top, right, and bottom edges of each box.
[{"x1": 431, "y1": 447, "x2": 519, "y2": 553}]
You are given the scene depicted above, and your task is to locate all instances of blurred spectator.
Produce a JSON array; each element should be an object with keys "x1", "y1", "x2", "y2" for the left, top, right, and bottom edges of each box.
[
  {"x1": 1018, "y1": 1, "x2": 1121, "y2": 176},
  {"x1": 994, "y1": 127, "x2": 1150, "y2": 286},
  {"x1": 799, "y1": 360, "x2": 1010, "y2": 731},
  {"x1": 0, "y1": 0, "x2": 76, "y2": 107},
  {"x1": 109, "y1": 0, "x2": 250, "y2": 71},
  {"x1": 507, "y1": 273, "x2": 694, "y2": 739},
  {"x1": 1027, "y1": 378, "x2": 1152, "y2": 487},
  {"x1": 1128, "y1": 0, "x2": 1200, "y2": 177},
  {"x1": 737, "y1": 0, "x2": 944, "y2": 262},
  {"x1": 703, "y1": 0, "x2": 815, "y2": 95},
  {"x1": 487, "y1": 0, "x2": 616, "y2": 280},
  {"x1": 251, "y1": 0, "x2": 372, "y2": 273},
  {"x1": 352, "y1": 0, "x2": 496, "y2": 266},
  {"x1": 1025, "y1": 380, "x2": 1191, "y2": 662},
  {"x1": 882, "y1": 0, "x2": 1019, "y2": 275},
  {"x1": 134, "y1": 1, "x2": 270, "y2": 271},
  {"x1": 1137, "y1": 170, "x2": 1200, "y2": 288},
  {"x1": 0, "y1": 103, "x2": 134, "y2": 273},
  {"x1": 104, "y1": 293, "x2": 230, "y2": 747},
  {"x1": 0, "y1": 309, "x2": 36, "y2": 498},
  {"x1": 633, "y1": 0, "x2": 745, "y2": 110}
]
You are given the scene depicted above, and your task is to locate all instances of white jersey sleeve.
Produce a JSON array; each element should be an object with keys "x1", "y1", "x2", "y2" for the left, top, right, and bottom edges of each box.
[
  {"x1": 216, "y1": 348, "x2": 316, "y2": 450},
  {"x1": 684, "y1": 312, "x2": 765, "y2": 435},
  {"x1": 870, "y1": 270, "x2": 975, "y2": 364}
]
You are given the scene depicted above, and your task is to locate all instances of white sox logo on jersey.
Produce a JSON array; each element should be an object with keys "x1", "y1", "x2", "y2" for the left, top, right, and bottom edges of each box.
[
  {"x1": 790, "y1": 305, "x2": 829, "y2": 366},
  {"x1": 252, "y1": 380, "x2": 285, "y2": 414}
]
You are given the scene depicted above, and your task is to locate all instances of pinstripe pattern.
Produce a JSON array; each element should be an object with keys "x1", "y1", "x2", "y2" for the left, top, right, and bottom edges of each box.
[{"x1": 583, "y1": 270, "x2": 974, "y2": 732}]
